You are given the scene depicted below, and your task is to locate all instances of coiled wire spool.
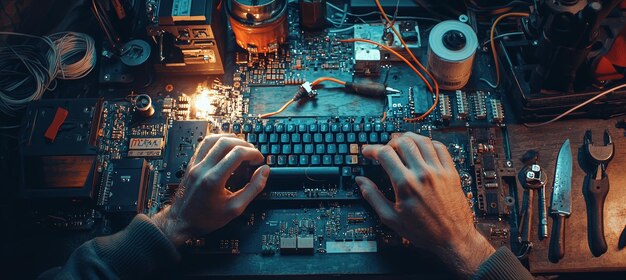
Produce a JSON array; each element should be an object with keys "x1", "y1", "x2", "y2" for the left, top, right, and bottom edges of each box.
[
  {"x1": 227, "y1": 0, "x2": 288, "y2": 54},
  {"x1": 428, "y1": 20, "x2": 478, "y2": 90},
  {"x1": 0, "y1": 32, "x2": 96, "y2": 115}
]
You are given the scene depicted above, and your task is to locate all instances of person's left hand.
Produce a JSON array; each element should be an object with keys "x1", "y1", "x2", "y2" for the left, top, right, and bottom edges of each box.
[{"x1": 152, "y1": 134, "x2": 270, "y2": 246}]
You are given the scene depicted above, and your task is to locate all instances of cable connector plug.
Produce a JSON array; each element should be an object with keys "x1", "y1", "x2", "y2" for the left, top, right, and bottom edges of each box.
[
  {"x1": 345, "y1": 81, "x2": 399, "y2": 97},
  {"x1": 293, "y1": 81, "x2": 317, "y2": 101}
]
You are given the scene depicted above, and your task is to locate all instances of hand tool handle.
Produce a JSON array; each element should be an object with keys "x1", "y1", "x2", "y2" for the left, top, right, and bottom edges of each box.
[
  {"x1": 521, "y1": 189, "x2": 534, "y2": 243},
  {"x1": 538, "y1": 186, "x2": 548, "y2": 239},
  {"x1": 585, "y1": 175, "x2": 609, "y2": 257},
  {"x1": 619, "y1": 225, "x2": 626, "y2": 250},
  {"x1": 548, "y1": 214, "x2": 566, "y2": 263}
]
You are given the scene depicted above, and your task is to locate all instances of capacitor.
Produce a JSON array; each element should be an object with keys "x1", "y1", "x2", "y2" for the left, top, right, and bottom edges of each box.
[
  {"x1": 135, "y1": 94, "x2": 154, "y2": 118},
  {"x1": 427, "y1": 20, "x2": 478, "y2": 90},
  {"x1": 299, "y1": 0, "x2": 326, "y2": 30}
]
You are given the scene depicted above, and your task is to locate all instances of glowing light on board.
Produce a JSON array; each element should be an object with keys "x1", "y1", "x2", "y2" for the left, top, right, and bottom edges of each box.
[{"x1": 194, "y1": 88, "x2": 219, "y2": 118}]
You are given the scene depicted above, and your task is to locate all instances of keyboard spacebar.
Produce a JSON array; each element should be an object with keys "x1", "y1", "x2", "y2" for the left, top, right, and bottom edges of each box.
[
  {"x1": 266, "y1": 167, "x2": 340, "y2": 186},
  {"x1": 269, "y1": 167, "x2": 339, "y2": 177}
]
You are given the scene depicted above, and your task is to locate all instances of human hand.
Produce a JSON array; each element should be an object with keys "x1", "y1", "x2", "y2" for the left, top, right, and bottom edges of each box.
[
  {"x1": 356, "y1": 132, "x2": 494, "y2": 278},
  {"x1": 153, "y1": 134, "x2": 269, "y2": 246}
]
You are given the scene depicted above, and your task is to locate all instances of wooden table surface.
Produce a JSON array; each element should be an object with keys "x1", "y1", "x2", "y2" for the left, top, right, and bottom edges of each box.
[{"x1": 509, "y1": 118, "x2": 626, "y2": 273}]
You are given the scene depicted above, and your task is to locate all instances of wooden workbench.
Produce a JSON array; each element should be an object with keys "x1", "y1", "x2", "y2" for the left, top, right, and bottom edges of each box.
[{"x1": 509, "y1": 119, "x2": 626, "y2": 273}]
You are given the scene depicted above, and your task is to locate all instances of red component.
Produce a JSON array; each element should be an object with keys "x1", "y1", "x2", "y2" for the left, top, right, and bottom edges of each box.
[
  {"x1": 604, "y1": 26, "x2": 626, "y2": 68},
  {"x1": 44, "y1": 107, "x2": 68, "y2": 143},
  {"x1": 595, "y1": 57, "x2": 624, "y2": 81},
  {"x1": 594, "y1": 26, "x2": 626, "y2": 82}
]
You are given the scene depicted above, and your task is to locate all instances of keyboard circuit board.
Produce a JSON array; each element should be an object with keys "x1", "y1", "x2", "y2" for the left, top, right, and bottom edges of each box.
[{"x1": 18, "y1": 6, "x2": 518, "y2": 275}]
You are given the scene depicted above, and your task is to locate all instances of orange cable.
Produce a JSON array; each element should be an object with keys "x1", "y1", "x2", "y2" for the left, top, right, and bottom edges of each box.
[
  {"x1": 374, "y1": 0, "x2": 437, "y2": 91},
  {"x1": 311, "y1": 77, "x2": 346, "y2": 86},
  {"x1": 259, "y1": 99, "x2": 295, "y2": 118},
  {"x1": 373, "y1": 0, "x2": 439, "y2": 121},
  {"x1": 490, "y1": 12, "x2": 529, "y2": 88},
  {"x1": 260, "y1": 77, "x2": 346, "y2": 118},
  {"x1": 339, "y1": 38, "x2": 430, "y2": 91}
]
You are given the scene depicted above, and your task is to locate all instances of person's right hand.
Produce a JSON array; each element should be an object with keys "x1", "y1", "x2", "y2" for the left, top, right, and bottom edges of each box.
[{"x1": 356, "y1": 132, "x2": 495, "y2": 278}]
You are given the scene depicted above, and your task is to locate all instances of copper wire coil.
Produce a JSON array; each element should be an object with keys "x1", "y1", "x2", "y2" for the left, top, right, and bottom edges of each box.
[{"x1": 227, "y1": 0, "x2": 288, "y2": 53}]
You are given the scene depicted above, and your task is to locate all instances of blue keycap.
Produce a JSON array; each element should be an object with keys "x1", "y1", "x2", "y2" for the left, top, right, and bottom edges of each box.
[{"x1": 311, "y1": 155, "x2": 321, "y2": 165}]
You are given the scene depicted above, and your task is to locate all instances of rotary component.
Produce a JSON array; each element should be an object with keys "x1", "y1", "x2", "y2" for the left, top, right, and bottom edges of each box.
[
  {"x1": 135, "y1": 94, "x2": 155, "y2": 118},
  {"x1": 227, "y1": 0, "x2": 288, "y2": 53}
]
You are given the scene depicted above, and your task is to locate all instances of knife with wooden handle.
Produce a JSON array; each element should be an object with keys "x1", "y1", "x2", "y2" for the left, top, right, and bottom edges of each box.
[{"x1": 548, "y1": 139, "x2": 572, "y2": 263}]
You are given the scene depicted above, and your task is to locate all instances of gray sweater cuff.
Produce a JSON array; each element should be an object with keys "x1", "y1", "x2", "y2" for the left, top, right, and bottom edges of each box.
[
  {"x1": 93, "y1": 214, "x2": 181, "y2": 278},
  {"x1": 473, "y1": 247, "x2": 534, "y2": 280}
]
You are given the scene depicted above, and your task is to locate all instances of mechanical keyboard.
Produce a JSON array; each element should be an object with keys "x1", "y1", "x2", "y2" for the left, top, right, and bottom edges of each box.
[{"x1": 166, "y1": 119, "x2": 403, "y2": 201}]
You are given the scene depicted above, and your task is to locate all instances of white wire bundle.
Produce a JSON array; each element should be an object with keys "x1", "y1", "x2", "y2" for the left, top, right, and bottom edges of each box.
[
  {"x1": 0, "y1": 31, "x2": 96, "y2": 115},
  {"x1": 49, "y1": 32, "x2": 96, "y2": 80},
  {"x1": 0, "y1": 32, "x2": 60, "y2": 116}
]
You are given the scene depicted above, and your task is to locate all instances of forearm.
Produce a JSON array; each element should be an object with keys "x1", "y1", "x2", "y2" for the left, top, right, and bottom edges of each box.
[
  {"x1": 43, "y1": 214, "x2": 180, "y2": 279},
  {"x1": 433, "y1": 230, "x2": 496, "y2": 279},
  {"x1": 473, "y1": 247, "x2": 534, "y2": 280}
]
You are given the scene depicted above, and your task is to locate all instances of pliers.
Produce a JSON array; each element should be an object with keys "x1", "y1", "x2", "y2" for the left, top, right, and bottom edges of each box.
[{"x1": 583, "y1": 130, "x2": 614, "y2": 257}]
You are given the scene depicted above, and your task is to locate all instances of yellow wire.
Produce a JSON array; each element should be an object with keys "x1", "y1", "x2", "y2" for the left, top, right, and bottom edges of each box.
[
  {"x1": 490, "y1": 12, "x2": 529, "y2": 88},
  {"x1": 311, "y1": 77, "x2": 346, "y2": 86},
  {"x1": 259, "y1": 99, "x2": 295, "y2": 118},
  {"x1": 259, "y1": 77, "x2": 346, "y2": 118}
]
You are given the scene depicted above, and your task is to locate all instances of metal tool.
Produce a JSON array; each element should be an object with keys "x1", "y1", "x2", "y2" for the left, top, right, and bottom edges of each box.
[
  {"x1": 539, "y1": 179, "x2": 549, "y2": 240},
  {"x1": 518, "y1": 163, "x2": 548, "y2": 257},
  {"x1": 583, "y1": 130, "x2": 614, "y2": 257},
  {"x1": 548, "y1": 139, "x2": 572, "y2": 263}
]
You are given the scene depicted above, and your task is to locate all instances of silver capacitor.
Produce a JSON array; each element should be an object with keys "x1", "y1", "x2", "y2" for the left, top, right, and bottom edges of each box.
[{"x1": 135, "y1": 94, "x2": 154, "y2": 118}]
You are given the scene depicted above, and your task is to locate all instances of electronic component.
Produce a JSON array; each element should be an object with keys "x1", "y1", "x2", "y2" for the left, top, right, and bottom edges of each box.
[
  {"x1": 20, "y1": 99, "x2": 100, "y2": 200},
  {"x1": 455, "y1": 90, "x2": 469, "y2": 119},
  {"x1": 44, "y1": 108, "x2": 69, "y2": 143},
  {"x1": 128, "y1": 137, "x2": 164, "y2": 157},
  {"x1": 104, "y1": 159, "x2": 151, "y2": 213},
  {"x1": 279, "y1": 237, "x2": 297, "y2": 253},
  {"x1": 489, "y1": 99, "x2": 504, "y2": 123},
  {"x1": 326, "y1": 241, "x2": 377, "y2": 253},
  {"x1": 135, "y1": 94, "x2": 155, "y2": 118},
  {"x1": 411, "y1": 87, "x2": 434, "y2": 116},
  {"x1": 297, "y1": 237, "x2": 315, "y2": 254},
  {"x1": 386, "y1": 93, "x2": 408, "y2": 118},
  {"x1": 439, "y1": 94, "x2": 452, "y2": 120},
  {"x1": 353, "y1": 23, "x2": 421, "y2": 62},
  {"x1": 299, "y1": 0, "x2": 326, "y2": 30},
  {"x1": 471, "y1": 91, "x2": 487, "y2": 120},
  {"x1": 21, "y1": 155, "x2": 97, "y2": 199},
  {"x1": 427, "y1": 20, "x2": 477, "y2": 90},
  {"x1": 164, "y1": 121, "x2": 209, "y2": 185},
  {"x1": 147, "y1": 0, "x2": 226, "y2": 74},
  {"x1": 354, "y1": 48, "x2": 381, "y2": 76},
  {"x1": 227, "y1": 0, "x2": 288, "y2": 53}
]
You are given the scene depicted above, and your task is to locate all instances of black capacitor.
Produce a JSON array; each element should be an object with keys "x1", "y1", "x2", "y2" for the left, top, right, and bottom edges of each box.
[
  {"x1": 299, "y1": 0, "x2": 326, "y2": 30},
  {"x1": 135, "y1": 94, "x2": 155, "y2": 118}
]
